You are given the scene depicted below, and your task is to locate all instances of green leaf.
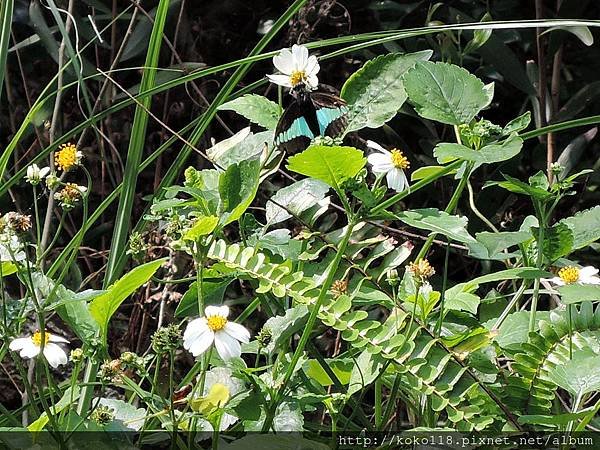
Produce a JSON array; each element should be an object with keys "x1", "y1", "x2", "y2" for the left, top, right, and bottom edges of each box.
[
  {"x1": 0, "y1": 261, "x2": 16, "y2": 277},
  {"x1": 468, "y1": 230, "x2": 531, "y2": 259},
  {"x1": 557, "y1": 284, "x2": 600, "y2": 305},
  {"x1": 340, "y1": 51, "x2": 432, "y2": 133},
  {"x1": 266, "y1": 178, "x2": 330, "y2": 225},
  {"x1": 434, "y1": 134, "x2": 523, "y2": 164},
  {"x1": 518, "y1": 410, "x2": 592, "y2": 427},
  {"x1": 27, "y1": 387, "x2": 80, "y2": 431},
  {"x1": 286, "y1": 145, "x2": 365, "y2": 191},
  {"x1": 487, "y1": 174, "x2": 553, "y2": 201},
  {"x1": 463, "y1": 13, "x2": 492, "y2": 54},
  {"x1": 403, "y1": 61, "x2": 492, "y2": 125},
  {"x1": 483, "y1": 311, "x2": 550, "y2": 348},
  {"x1": 445, "y1": 292, "x2": 480, "y2": 315},
  {"x1": 262, "y1": 305, "x2": 309, "y2": 353},
  {"x1": 410, "y1": 165, "x2": 457, "y2": 181},
  {"x1": 207, "y1": 128, "x2": 273, "y2": 169},
  {"x1": 348, "y1": 351, "x2": 384, "y2": 395},
  {"x1": 303, "y1": 358, "x2": 353, "y2": 387},
  {"x1": 183, "y1": 215, "x2": 219, "y2": 241},
  {"x1": 560, "y1": 206, "x2": 600, "y2": 251},
  {"x1": 54, "y1": 287, "x2": 102, "y2": 344},
  {"x1": 218, "y1": 94, "x2": 282, "y2": 129},
  {"x1": 95, "y1": 398, "x2": 146, "y2": 431},
  {"x1": 547, "y1": 353, "x2": 600, "y2": 397},
  {"x1": 89, "y1": 259, "x2": 165, "y2": 343},
  {"x1": 502, "y1": 111, "x2": 531, "y2": 135},
  {"x1": 394, "y1": 208, "x2": 476, "y2": 244},
  {"x1": 174, "y1": 278, "x2": 234, "y2": 317},
  {"x1": 219, "y1": 158, "x2": 261, "y2": 225},
  {"x1": 533, "y1": 222, "x2": 573, "y2": 262}
]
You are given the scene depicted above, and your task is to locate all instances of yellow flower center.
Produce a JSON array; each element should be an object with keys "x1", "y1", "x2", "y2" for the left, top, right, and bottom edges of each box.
[
  {"x1": 558, "y1": 266, "x2": 580, "y2": 284},
  {"x1": 390, "y1": 149, "x2": 410, "y2": 169},
  {"x1": 32, "y1": 330, "x2": 50, "y2": 347},
  {"x1": 55, "y1": 143, "x2": 79, "y2": 171},
  {"x1": 289, "y1": 70, "x2": 306, "y2": 86},
  {"x1": 206, "y1": 315, "x2": 227, "y2": 332}
]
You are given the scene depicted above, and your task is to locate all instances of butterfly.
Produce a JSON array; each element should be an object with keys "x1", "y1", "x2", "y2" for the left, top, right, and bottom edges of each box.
[{"x1": 274, "y1": 83, "x2": 348, "y2": 154}]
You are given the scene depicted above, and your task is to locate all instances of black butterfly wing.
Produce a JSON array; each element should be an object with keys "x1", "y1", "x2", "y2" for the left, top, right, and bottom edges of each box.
[
  {"x1": 274, "y1": 99, "x2": 318, "y2": 154},
  {"x1": 310, "y1": 92, "x2": 348, "y2": 138}
]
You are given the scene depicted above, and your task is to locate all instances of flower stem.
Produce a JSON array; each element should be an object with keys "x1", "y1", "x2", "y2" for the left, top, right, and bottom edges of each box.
[{"x1": 261, "y1": 220, "x2": 356, "y2": 432}]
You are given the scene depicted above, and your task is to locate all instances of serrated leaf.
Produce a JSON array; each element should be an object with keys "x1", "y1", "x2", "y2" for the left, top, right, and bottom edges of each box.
[
  {"x1": 266, "y1": 178, "x2": 330, "y2": 224},
  {"x1": 434, "y1": 134, "x2": 523, "y2": 164},
  {"x1": 340, "y1": 51, "x2": 432, "y2": 132},
  {"x1": 403, "y1": 61, "x2": 492, "y2": 125},
  {"x1": 394, "y1": 208, "x2": 476, "y2": 244},
  {"x1": 533, "y1": 222, "x2": 573, "y2": 262},
  {"x1": 286, "y1": 145, "x2": 365, "y2": 190},
  {"x1": 560, "y1": 206, "x2": 600, "y2": 250},
  {"x1": 218, "y1": 94, "x2": 282, "y2": 129}
]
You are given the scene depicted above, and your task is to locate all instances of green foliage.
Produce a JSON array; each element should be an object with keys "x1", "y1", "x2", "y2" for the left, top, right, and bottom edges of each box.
[
  {"x1": 434, "y1": 134, "x2": 523, "y2": 164},
  {"x1": 286, "y1": 145, "x2": 365, "y2": 191},
  {"x1": 219, "y1": 158, "x2": 261, "y2": 225},
  {"x1": 341, "y1": 51, "x2": 432, "y2": 132},
  {"x1": 403, "y1": 61, "x2": 493, "y2": 125},
  {"x1": 89, "y1": 259, "x2": 165, "y2": 343},
  {"x1": 394, "y1": 208, "x2": 477, "y2": 244},
  {"x1": 219, "y1": 94, "x2": 282, "y2": 129}
]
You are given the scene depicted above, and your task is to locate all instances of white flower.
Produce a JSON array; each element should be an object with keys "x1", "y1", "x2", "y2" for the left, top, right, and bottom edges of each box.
[
  {"x1": 0, "y1": 234, "x2": 26, "y2": 262},
  {"x1": 267, "y1": 44, "x2": 319, "y2": 90},
  {"x1": 25, "y1": 164, "x2": 50, "y2": 185},
  {"x1": 547, "y1": 265, "x2": 600, "y2": 286},
  {"x1": 183, "y1": 305, "x2": 250, "y2": 360},
  {"x1": 9, "y1": 330, "x2": 69, "y2": 368},
  {"x1": 366, "y1": 140, "x2": 410, "y2": 193}
]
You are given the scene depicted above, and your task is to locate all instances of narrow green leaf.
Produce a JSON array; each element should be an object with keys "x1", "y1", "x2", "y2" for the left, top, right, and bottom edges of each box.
[{"x1": 89, "y1": 259, "x2": 166, "y2": 342}]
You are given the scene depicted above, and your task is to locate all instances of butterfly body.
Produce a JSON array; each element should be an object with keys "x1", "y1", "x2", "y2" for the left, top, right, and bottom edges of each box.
[{"x1": 274, "y1": 84, "x2": 348, "y2": 154}]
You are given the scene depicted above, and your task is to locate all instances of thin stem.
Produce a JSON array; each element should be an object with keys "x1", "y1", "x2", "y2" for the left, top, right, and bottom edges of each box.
[{"x1": 261, "y1": 220, "x2": 356, "y2": 432}]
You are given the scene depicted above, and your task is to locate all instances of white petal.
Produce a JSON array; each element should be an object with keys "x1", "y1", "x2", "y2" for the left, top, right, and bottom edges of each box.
[
  {"x1": 49, "y1": 334, "x2": 69, "y2": 344},
  {"x1": 39, "y1": 167, "x2": 50, "y2": 177},
  {"x1": 183, "y1": 318, "x2": 209, "y2": 341},
  {"x1": 306, "y1": 74, "x2": 319, "y2": 90},
  {"x1": 579, "y1": 266, "x2": 599, "y2": 279},
  {"x1": 366, "y1": 140, "x2": 390, "y2": 155},
  {"x1": 212, "y1": 305, "x2": 229, "y2": 318},
  {"x1": 292, "y1": 44, "x2": 309, "y2": 70},
  {"x1": 9, "y1": 337, "x2": 30, "y2": 351},
  {"x1": 224, "y1": 322, "x2": 250, "y2": 343},
  {"x1": 581, "y1": 274, "x2": 600, "y2": 285},
  {"x1": 305, "y1": 55, "x2": 320, "y2": 77},
  {"x1": 214, "y1": 331, "x2": 241, "y2": 360},
  {"x1": 386, "y1": 169, "x2": 408, "y2": 192},
  {"x1": 43, "y1": 344, "x2": 68, "y2": 368},
  {"x1": 367, "y1": 153, "x2": 392, "y2": 169},
  {"x1": 186, "y1": 331, "x2": 214, "y2": 357},
  {"x1": 273, "y1": 49, "x2": 294, "y2": 74},
  {"x1": 20, "y1": 342, "x2": 41, "y2": 359},
  {"x1": 267, "y1": 74, "x2": 292, "y2": 87},
  {"x1": 204, "y1": 305, "x2": 222, "y2": 317},
  {"x1": 548, "y1": 276, "x2": 565, "y2": 286}
]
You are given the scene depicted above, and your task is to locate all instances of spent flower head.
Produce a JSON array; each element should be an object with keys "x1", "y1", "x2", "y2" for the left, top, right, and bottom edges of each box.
[
  {"x1": 408, "y1": 259, "x2": 435, "y2": 283},
  {"x1": 331, "y1": 279, "x2": 349, "y2": 299},
  {"x1": 3, "y1": 212, "x2": 32, "y2": 233},
  {"x1": 100, "y1": 359, "x2": 123, "y2": 383},
  {"x1": 25, "y1": 164, "x2": 50, "y2": 185},
  {"x1": 54, "y1": 143, "x2": 83, "y2": 172},
  {"x1": 54, "y1": 183, "x2": 87, "y2": 210},
  {"x1": 267, "y1": 44, "x2": 319, "y2": 90}
]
